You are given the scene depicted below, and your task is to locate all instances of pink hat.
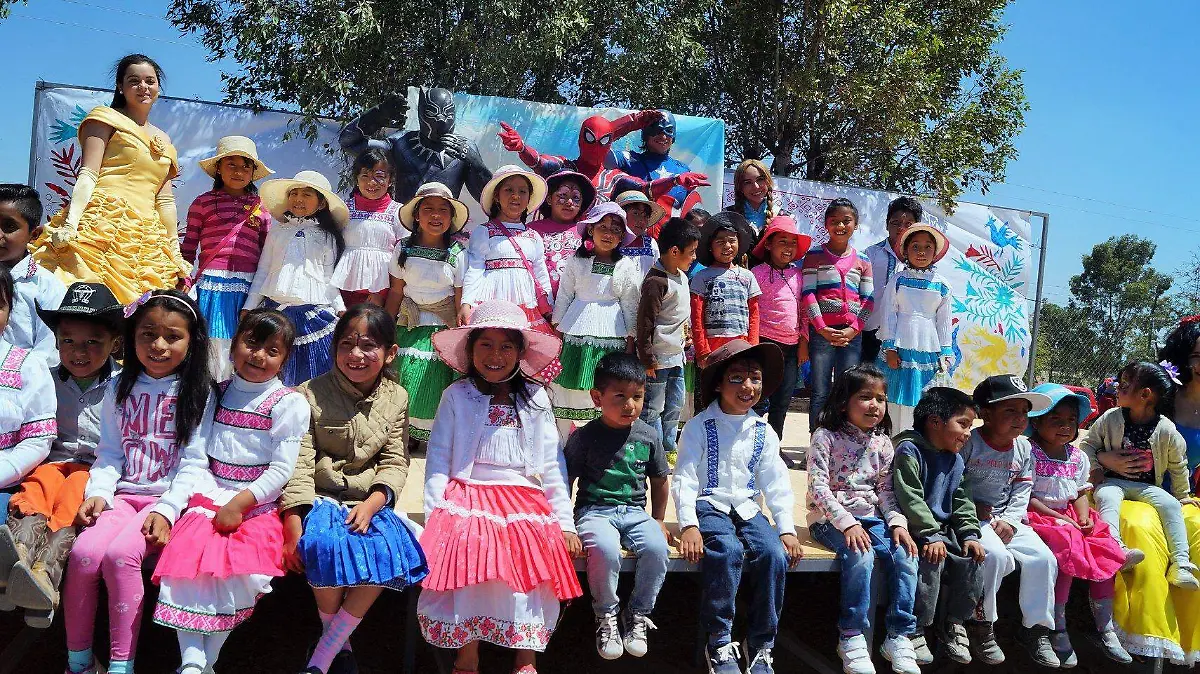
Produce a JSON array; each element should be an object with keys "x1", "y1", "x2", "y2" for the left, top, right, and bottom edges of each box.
[
  {"x1": 751, "y1": 215, "x2": 813, "y2": 260},
  {"x1": 431, "y1": 300, "x2": 562, "y2": 378},
  {"x1": 576, "y1": 201, "x2": 636, "y2": 246}
]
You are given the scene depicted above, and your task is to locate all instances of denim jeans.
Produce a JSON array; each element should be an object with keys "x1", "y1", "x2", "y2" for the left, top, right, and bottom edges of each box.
[
  {"x1": 0, "y1": 492, "x2": 10, "y2": 526},
  {"x1": 576, "y1": 504, "x2": 671, "y2": 617},
  {"x1": 753, "y1": 338, "x2": 799, "y2": 439},
  {"x1": 810, "y1": 516, "x2": 918, "y2": 637},
  {"x1": 1095, "y1": 478, "x2": 1191, "y2": 566},
  {"x1": 696, "y1": 500, "x2": 787, "y2": 651},
  {"x1": 641, "y1": 365, "x2": 685, "y2": 455},
  {"x1": 808, "y1": 330, "x2": 862, "y2": 431}
]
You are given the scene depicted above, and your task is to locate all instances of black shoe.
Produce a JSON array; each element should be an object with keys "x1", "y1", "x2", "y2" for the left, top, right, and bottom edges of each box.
[{"x1": 328, "y1": 650, "x2": 358, "y2": 674}]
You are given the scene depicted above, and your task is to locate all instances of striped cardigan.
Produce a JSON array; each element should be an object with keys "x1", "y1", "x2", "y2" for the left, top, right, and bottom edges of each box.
[{"x1": 800, "y1": 245, "x2": 874, "y2": 332}]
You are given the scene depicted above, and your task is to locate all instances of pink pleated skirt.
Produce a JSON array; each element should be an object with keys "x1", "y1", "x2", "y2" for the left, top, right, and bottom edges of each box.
[
  {"x1": 1028, "y1": 506, "x2": 1125, "y2": 582},
  {"x1": 153, "y1": 495, "x2": 284, "y2": 581},
  {"x1": 420, "y1": 480, "x2": 581, "y2": 600}
]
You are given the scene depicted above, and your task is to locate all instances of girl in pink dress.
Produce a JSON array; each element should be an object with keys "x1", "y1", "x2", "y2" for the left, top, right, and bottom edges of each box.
[
  {"x1": 527, "y1": 170, "x2": 595, "y2": 296},
  {"x1": 1025, "y1": 383, "x2": 1130, "y2": 665}
]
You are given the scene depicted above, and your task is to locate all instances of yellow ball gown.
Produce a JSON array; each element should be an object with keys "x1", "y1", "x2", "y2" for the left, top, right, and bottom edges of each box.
[{"x1": 31, "y1": 105, "x2": 190, "y2": 303}]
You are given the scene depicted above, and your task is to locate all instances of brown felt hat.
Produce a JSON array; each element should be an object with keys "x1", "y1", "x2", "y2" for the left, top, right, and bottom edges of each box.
[{"x1": 699, "y1": 339, "x2": 785, "y2": 408}]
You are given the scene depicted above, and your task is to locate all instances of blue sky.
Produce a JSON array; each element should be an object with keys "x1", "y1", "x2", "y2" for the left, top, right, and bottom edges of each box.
[{"x1": 0, "y1": 0, "x2": 1194, "y2": 306}]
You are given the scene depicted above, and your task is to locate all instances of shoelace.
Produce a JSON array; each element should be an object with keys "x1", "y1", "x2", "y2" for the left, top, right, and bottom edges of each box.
[
  {"x1": 713, "y1": 642, "x2": 742, "y2": 663},
  {"x1": 749, "y1": 648, "x2": 774, "y2": 667},
  {"x1": 628, "y1": 615, "x2": 658, "y2": 641},
  {"x1": 598, "y1": 613, "x2": 620, "y2": 642}
]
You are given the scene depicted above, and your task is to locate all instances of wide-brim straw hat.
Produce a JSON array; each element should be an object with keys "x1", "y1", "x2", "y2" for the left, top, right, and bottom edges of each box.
[
  {"x1": 545, "y1": 171, "x2": 598, "y2": 215},
  {"x1": 198, "y1": 135, "x2": 274, "y2": 182},
  {"x1": 399, "y1": 182, "x2": 469, "y2": 234},
  {"x1": 431, "y1": 300, "x2": 562, "y2": 378},
  {"x1": 260, "y1": 170, "x2": 350, "y2": 227},
  {"x1": 751, "y1": 215, "x2": 813, "y2": 260},
  {"x1": 480, "y1": 165, "x2": 548, "y2": 217},
  {"x1": 614, "y1": 190, "x2": 666, "y2": 227},
  {"x1": 576, "y1": 201, "x2": 636, "y2": 246},
  {"x1": 698, "y1": 211, "x2": 756, "y2": 266},
  {"x1": 699, "y1": 339, "x2": 785, "y2": 408},
  {"x1": 892, "y1": 223, "x2": 950, "y2": 263}
]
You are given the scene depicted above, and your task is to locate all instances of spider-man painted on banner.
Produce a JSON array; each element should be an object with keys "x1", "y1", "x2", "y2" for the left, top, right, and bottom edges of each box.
[{"x1": 498, "y1": 110, "x2": 709, "y2": 202}]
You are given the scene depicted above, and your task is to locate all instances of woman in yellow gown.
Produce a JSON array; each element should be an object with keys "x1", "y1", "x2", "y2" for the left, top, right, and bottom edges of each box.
[
  {"x1": 30, "y1": 54, "x2": 190, "y2": 302},
  {"x1": 1096, "y1": 448, "x2": 1200, "y2": 664}
]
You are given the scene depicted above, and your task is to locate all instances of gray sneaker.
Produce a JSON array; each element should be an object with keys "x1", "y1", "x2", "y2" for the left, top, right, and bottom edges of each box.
[
  {"x1": 966, "y1": 621, "x2": 1005, "y2": 665},
  {"x1": 909, "y1": 632, "x2": 934, "y2": 665},
  {"x1": 706, "y1": 641, "x2": 742, "y2": 674},
  {"x1": 1019, "y1": 625, "x2": 1061, "y2": 668},
  {"x1": 1121, "y1": 547, "x2": 1146, "y2": 571},
  {"x1": 942, "y1": 623, "x2": 972, "y2": 665},
  {"x1": 1095, "y1": 630, "x2": 1132, "y2": 664},
  {"x1": 1050, "y1": 630, "x2": 1077, "y2": 668},
  {"x1": 1168, "y1": 561, "x2": 1200, "y2": 590}
]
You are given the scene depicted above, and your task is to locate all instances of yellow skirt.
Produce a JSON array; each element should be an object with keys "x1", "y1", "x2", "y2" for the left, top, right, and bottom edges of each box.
[
  {"x1": 1113, "y1": 500, "x2": 1200, "y2": 664},
  {"x1": 30, "y1": 191, "x2": 189, "y2": 304}
]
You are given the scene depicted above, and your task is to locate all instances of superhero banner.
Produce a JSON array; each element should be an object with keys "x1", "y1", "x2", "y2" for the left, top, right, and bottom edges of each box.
[
  {"x1": 723, "y1": 175, "x2": 1037, "y2": 392},
  {"x1": 29, "y1": 83, "x2": 725, "y2": 230}
]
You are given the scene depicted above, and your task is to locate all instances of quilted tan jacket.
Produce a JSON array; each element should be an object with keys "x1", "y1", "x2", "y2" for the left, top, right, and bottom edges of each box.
[{"x1": 280, "y1": 369, "x2": 410, "y2": 511}]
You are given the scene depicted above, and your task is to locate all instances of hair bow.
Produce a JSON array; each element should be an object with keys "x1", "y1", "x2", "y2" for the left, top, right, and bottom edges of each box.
[
  {"x1": 1182, "y1": 315, "x2": 1200, "y2": 326},
  {"x1": 1160, "y1": 360, "x2": 1183, "y2": 386},
  {"x1": 123, "y1": 291, "x2": 153, "y2": 319}
]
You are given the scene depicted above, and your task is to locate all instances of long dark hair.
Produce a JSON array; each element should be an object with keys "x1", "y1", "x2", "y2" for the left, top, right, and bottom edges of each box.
[
  {"x1": 395, "y1": 196, "x2": 458, "y2": 269},
  {"x1": 464, "y1": 327, "x2": 541, "y2": 410},
  {"x1": 212, "y1": 156, "x2": 260, "y2": 194},
  {"x1": 331, "y1": 304, "x2": 398, "y2": 381},
  {"x1": 287, "y1": 192, "x2": 345, "y2": 262},
  {"x1": 1159, "y1": 318, "x2": 1200, "y2": 398},
  {"x1": 117, "y1": 291, "x2": 213, "y2": 447},
  {"x1": 111, "y1": 54, "x2": 164, "y2": 109},
  {"x1": 1119, "y1": 361, "x2": 1176, "y2": 417},
  {"x1": 816, "y1": 364, "x2": 892, "y2": 436},
  {"x1": 350, "y1": 148, "x2": 394, "y2": 199}
]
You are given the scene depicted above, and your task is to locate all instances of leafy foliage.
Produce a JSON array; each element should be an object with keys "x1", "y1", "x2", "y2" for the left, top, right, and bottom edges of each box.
[{"x1": 167, "y1": 0, "x2": 1026, "y2": 208}]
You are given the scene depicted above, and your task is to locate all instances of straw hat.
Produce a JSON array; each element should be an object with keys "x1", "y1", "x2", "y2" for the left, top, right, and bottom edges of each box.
[
  {"x1": 399, "y1": 182, "x2": 469, "y2": 233},
  {"x1": 480, "y1": 165, "x2": 548, "y2": 217},
  {"x1": 892, "y1": 223, "x2": 950, "y2": 263},
  {"x1": 260, "y1": 170, "x2": 350, "y2": 227},
  {"x1": 576, "y1": 201, "x2": 636, "y2": 246},
  {"x1": 699, "y1": 339, "x2": 785, "y2": 408},
  {"x1": 614, "y1": 190, "x2": 666, "y2": 227},
  {"x1": 751, "y1": 215, "x2": 813, "y2": 260},
  {"x1": 198, "y1": 136, "x2": 274, "y2": 182},
  {"x1": 432, "y1": 300, "x2": 562, "y2": 378}
]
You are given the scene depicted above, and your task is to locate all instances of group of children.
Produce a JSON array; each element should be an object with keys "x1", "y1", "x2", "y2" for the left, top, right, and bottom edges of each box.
[{"x1": 807, "y1": 360, "x2": 1198, "y2": 674}]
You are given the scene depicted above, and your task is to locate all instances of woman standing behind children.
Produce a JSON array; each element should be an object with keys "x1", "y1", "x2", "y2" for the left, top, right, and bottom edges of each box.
[
  {"x1": 151, "y1": 309, "x2": 309, "y2": 673},
  {"x1": 750, "y1": 216, "x2": 810, "y2": 439},
  {"x1": 63, "y1": 290, "x2": 216, "y2": 674},
  {"x1": 182, "y1": 136, "x2": 274, "y2": 379},
  {"x1": 875, "y1": 224, "x2": 953, "y2": 433},
  {"x1": 802, "y1": 198, "x2": 874, "y2": 431},
  {"x1": 280, "y1": 305, "x2": 428, "y2": 674},
  {"x1": 1081, "y1": 361, "x2": 1199, "y2": 587},
  {"x1": 244, "y1": 170, "x2": 348, "y2": 386},
  {"x1": 551, "y1": 202, "x2": 642, "y2": 434},
  {"x1": 808, "y1": 365, "x2": 920, "y2": 674},
  {"x1": 726, "y1": 159, "x2": 777, "y2": 234},
  {"x1": 1024, "y1": 384, "x2": 1131, "y2": 665},
  {"x1": 331, "y1": 148, "x2": 405, "y2": 308},
  {"x1": 385, "y1": 182, "x2": 469, "y2": 445},
  {"x1": 420, "y1": 300, "x2": 582, "y2": 674}
]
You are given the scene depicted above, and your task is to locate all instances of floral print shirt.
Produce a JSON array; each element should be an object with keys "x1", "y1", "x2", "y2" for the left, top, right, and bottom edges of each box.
[{"x1": 806, "y1": 424, "x2": 907, "y2": 531}]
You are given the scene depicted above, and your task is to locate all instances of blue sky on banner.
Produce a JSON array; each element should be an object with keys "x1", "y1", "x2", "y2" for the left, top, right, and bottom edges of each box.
[{"x1": 0, "y1": 0, "x2": 1196, "y2": 306}]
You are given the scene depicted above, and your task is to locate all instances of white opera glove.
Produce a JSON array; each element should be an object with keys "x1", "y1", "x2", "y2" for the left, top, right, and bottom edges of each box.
[{"x1": 53, "y1": 167, "x2": 98, "y2": 247}]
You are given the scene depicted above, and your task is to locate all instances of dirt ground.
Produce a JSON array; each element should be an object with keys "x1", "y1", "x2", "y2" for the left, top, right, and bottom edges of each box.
[{"x1": 0, "y1": 569, "x2": 1184, "y2": 673}]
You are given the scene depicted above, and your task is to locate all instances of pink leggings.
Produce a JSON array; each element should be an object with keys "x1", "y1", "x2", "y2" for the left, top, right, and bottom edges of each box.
[
  {"x1": 1054, "y1": 572, "x2": 1114, "y2": 603},
  {"x1": 63, "y1": 494, "x2": 159, "y2": 661}
]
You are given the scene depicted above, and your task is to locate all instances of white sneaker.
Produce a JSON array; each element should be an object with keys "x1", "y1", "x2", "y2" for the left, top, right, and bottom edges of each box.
[
  {"x1": 594, "y1": 612, "x2": 623, "y2": 660},
  {"x1": 880, "y1": 635, "x2": 921, "y2": 674},
  {"x1": 621, "y1": 611, "x2": 656, "y2": 657},
  {"x1": 1121, "y1": 547, "x2": 1146, "y2": 571},
  {"x1": 1168, "y1": 562, "x2": 1200, "y2": 590},
  {"x1": 909, "y1": 633, "x2": 934, "y2": 665},
  {"x1": 837, "y1": 634, "x2": 876, "y2": 674}
]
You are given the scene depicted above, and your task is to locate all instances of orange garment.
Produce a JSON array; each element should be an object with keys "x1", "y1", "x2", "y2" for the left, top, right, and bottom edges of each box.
[{"x1": 9, "y1": 462, "x2": 90, "y2": 531}]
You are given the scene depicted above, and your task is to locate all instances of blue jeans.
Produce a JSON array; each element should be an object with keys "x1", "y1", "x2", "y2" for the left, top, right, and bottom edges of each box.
[
  {"x1": 753, "y1": 338, "x2": 799, "y2": 439},
  {"x1": 810, "y1": 516, "x2": 918, "y2": 637},
  {"x1": 576, "y1": 504, "x2": 670, "y2": 617},
  {"x1": 808, "y1": 330, "x2": 862, "y2": 431},
  {"x1": 641, "y1": 365, "x2": 685, "y2": 455},
  {"x1": 0, "y1": 492, "x2": 10, "y2": 526},
  {"x1": 696, "y1": 500, "x2": 787, "y2": 651}
]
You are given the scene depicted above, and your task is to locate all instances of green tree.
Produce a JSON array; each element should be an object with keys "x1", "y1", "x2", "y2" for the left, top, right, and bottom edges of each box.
[{"x1": 167, "y1": 0, "x2": 1025, "y2": 208}]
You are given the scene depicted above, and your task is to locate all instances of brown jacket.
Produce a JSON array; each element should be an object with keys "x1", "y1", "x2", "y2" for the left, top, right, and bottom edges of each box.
[{"x1": 280, "y1": 369, "x2": 410, "y2": 511}]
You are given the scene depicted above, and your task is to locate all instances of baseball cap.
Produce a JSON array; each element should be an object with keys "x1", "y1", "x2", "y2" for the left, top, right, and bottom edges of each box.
[{"x1": 972, "y1": 374, "x2": 1053, "y2": 413}]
